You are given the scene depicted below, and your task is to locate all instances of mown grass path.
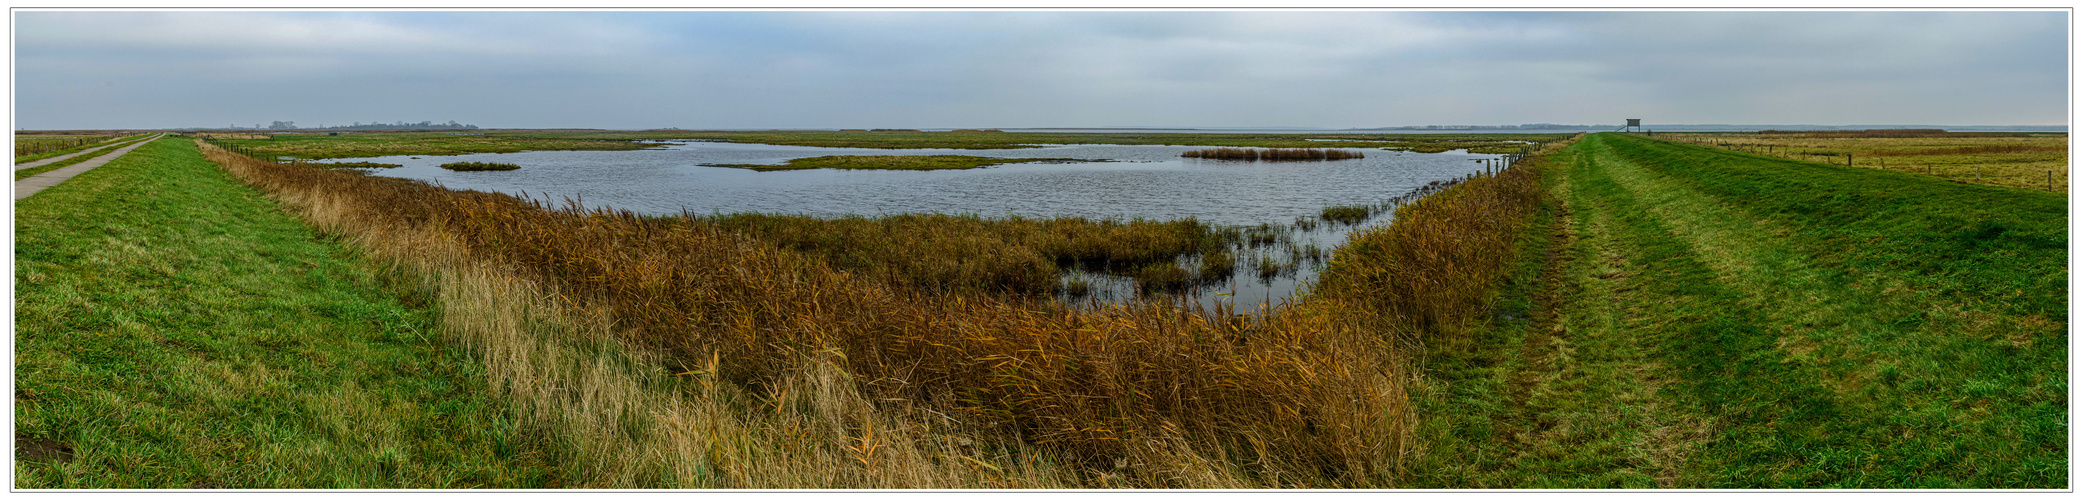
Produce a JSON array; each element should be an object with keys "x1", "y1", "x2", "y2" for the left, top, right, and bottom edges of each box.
[
  {"x1": 1408, "y1": 133, "x2": 2064, "y2": 488},
  {"x1": 15, "y1": 139, "x2": 556, "y2": 487}
]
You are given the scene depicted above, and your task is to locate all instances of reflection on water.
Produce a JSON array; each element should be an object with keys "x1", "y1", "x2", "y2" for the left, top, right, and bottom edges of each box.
[
  {"x1": 1057, "y1": 219, "x2": 1363, "y2": 313},
  {"x1": 327, "y1": 141, "x2": 1502, "y2": 310}
]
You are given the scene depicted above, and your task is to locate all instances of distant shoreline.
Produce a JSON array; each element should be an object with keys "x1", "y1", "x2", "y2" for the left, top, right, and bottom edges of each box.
[{"x1": 17, "y1": 125, "x2": 2067, "y2": 134}]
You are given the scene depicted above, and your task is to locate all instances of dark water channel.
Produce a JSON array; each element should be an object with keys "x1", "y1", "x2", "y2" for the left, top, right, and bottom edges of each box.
[{"x1": 325, "y1": 141, "x2": 1503, "y2": 312}]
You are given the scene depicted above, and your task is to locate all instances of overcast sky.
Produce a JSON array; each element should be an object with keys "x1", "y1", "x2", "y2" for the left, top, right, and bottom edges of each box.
[{"x1": 12, "y1": 10, "x2": 2070, "y2": 130}]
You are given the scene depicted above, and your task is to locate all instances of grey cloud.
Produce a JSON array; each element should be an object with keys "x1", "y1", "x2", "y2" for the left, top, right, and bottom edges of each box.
[{"x1": 12, "y1": 10, "x2": 2067, "y2": 130}]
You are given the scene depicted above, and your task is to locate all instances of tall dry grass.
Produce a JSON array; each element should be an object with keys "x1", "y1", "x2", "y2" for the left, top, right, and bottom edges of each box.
[
  {"x1": 1315, "y1": 149, "x2": 1551, "y2": 333},
  {"x1": 199, "y1": 140, "x2": 1412, "y2": 487}
]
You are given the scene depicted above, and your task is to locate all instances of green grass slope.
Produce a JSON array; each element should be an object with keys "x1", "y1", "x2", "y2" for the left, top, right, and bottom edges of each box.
[
  {"x1": 1408, "y1": 133, "x2": 2065, "y2": 488},
  {"x1": 15, "y1": 139, "x2": 558, "y2": 488}
]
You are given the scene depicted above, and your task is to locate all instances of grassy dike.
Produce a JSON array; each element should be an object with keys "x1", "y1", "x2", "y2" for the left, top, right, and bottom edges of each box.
[
  {"x1": 15, "y1": 138, "x2": 557, "y2": 487},
  {"x1": 1406, "y1": 133, "x2": 2065, "y2": 488}
]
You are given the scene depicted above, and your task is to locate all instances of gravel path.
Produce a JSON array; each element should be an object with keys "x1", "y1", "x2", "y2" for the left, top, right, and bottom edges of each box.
[
  {"x1": 14, "y1": 138, "x2": 130, "y2": 171},
  {"x1": 15, "y1": 134, "x2": 163, "y2": 200}
]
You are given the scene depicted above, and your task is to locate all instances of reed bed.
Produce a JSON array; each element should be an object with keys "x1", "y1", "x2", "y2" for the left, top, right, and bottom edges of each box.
[
  {"x1": 1319, "y1": 205, "x2": 1374, "y2": 225},
  {"x1": 707, "y1": 155, "x2": 1061, "y2": 172},
  {"x1": 318, "y1": 161, "x2": 405, "y2": 169},
  {"x1": 440, "y1": 161, "x2": 522, "y2": 171},
  {"x1": 702, "y1": 213, "x2": 1228, "y2": 296},
  {"x1": 199, "y1": 140, "x2": 1414, "y2": 486},
  {"x1": 1315, "y1": 154, "x2": 1549, "y2": 333},
  {"x1": 1181, "y1": 148, "x2": 1364, "y2": 161}
]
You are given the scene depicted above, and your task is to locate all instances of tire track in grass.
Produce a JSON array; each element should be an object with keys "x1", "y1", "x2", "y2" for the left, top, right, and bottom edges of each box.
[
  {"x1": 1579, "y1": 134, "x2": 2064, "y2": 487},
  {"x1": 1572, "y1": 136, "x2": 1860, "y2": 487},
  {"x1": 1408, "y1": 134, "x2": 2062, "y2": 487},
  {"x1": 1402, "y1": 149, "x2": 1703, "y2": 488},
  {"x1": 1546, "y1": 145, "x2": 1722, "y2": 487}
]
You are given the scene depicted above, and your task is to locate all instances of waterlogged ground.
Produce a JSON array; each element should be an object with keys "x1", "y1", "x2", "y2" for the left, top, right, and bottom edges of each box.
[{"x1": 324, "y1": 141, "x2": 1504, "y2": 309}]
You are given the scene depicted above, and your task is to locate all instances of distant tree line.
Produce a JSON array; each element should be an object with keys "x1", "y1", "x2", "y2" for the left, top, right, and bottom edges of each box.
[
  {"x1": 252, "y1": 120, "x2": 480, "y2": 130},
  {"x1": 323, "y1": 120, "x2": 478, "y2": 130}
]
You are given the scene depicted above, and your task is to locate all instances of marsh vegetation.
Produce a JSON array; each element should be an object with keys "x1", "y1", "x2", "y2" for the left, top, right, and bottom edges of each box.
[
  {"x1": 183, "y1": 139, "x2": 1538, "y2": 487},
  {"x1": 1181, "y1": 147, "x2": 1364, "y2": 161},
  {"x1": 439, "y1": 161, "x2": 522, "y2": 171},
  {"x1": 705, "y1": 155, "x2": 1069, "y2": 172},
  {"x1": 1319, "y1": 205, "x2": 1375, "y2": 224},
  {"x1": 700, "y1": 213, "x2": 1232, "y2": 296},
  {"x1": 317, "y1": 161, "x2": 405, "y2": 169}
]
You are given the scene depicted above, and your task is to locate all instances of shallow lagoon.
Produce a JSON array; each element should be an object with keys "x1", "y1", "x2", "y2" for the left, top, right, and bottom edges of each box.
[{"x1": 326, "y1": 140, "x2": 1505, "y2": 310}]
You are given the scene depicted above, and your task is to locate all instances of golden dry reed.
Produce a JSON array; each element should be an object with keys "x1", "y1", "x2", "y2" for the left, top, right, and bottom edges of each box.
[
  {"x1": 1315, "y1": 150, "x2": 1550, "y2": 333},
  {"x1": 1181, "y1": 148, "x2": 1364, "y2": 161},
  {"x1": 198, "y1": 140, "x2": 1423, "y2": 487}
]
